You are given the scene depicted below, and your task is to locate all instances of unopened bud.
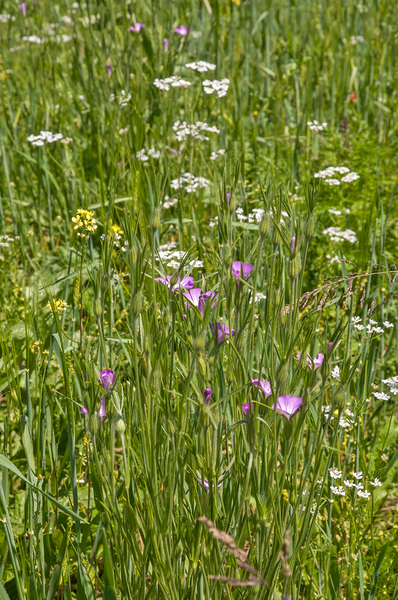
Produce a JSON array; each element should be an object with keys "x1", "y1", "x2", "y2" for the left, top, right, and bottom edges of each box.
[
  {"x1": 94, "y1": 298, "x2": 102, "y2": 317},
  {"x1": 194, "y1": 330, "x2": 206, "y2": 351},
  {"x1": 132, "y1": 290, "x2": 143, "y2": 315},
  {"x1": 289, "y1": 252, "x2": 302, "y2": 279},
  {"x1": 89, "y1": 414, "x2": 99, "y2": 436},
  {"x1": 276, "y1": 362, "x2": 289, "y2": 385},
  {"x1": 259, "y1": 213, "x2": 270, "y2": 238},
  {"x1": 224, "y1": 246, "x2": 232, "y2": 269},
  {"x1": 115, "y1": 417, "x2": 126, "y2": 435},
  {"x1": 151, "y1": 206, "x2": 161, "y2": 230},
  {"x1": 203, "y1": 387, "x2": 212, "y2": 408},
  {"x1": 304, "y1": 215, "x2": 315, "y2": 239}
]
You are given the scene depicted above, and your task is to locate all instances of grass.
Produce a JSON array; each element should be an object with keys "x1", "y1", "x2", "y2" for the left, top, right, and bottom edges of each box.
[{"x1": 0, "y1": 0, "x2": 398, "y2": 598}]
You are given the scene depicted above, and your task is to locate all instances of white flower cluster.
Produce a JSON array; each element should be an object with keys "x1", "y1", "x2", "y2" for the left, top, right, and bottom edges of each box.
[
  {"x1": 328, "y1": 207, "x2": 350, "y2": 216},
  {"x1": 0, "y1": 14, "x2": 16, "y2": 23},
  {"x1": 322, "y1": 405, "x2": 355, "y2": 429},
  {"x1": 119, "y1": 90, "x2": 131, "y2": 108},
  {"x1": 172, "y1": 120, "x2": 220, "y2": 142},
  {"x1": 351, "y1": 316, "x2": 389, "y2": 336},
  {"x1": 162, "y1": 196, "x2": 178, "y2": 209},
  {"x1": 357, "y1": 2, "x2": 369, "y2": 12},
  {"x1": 372, "y1": 391, "x2": 390, "y2": 401},
  {"x1": 331, "y1": 365, "x2": 340, "y2": 381},
  {"x1": 203, "y1": 79, "x2": 230, "y2": 98},
  {"x1": 153, "y1": 76, "x2": 191, "y2": 91},
  {"x1": 235, "y1": 207, "x2": 266, "y2": 224},
  {"x1": 351, "y1": 35, "x2": 365, "y2": 44},
  {"x1": 329, "y1": 470, "x2": 376, "y2": 499},
  {"x1": 136, "y1": 148, "x2": 160, "y2": 162},
  {"x1": 22, "y1": 35, "x2": 47, "y2": 44},
  {"x1": 329, "y1": 468, "x2": 342, "y2": 479},
  {"x1": 209, "y1": 216, "x2": 218, "y2": 228},
  {"x1": 249, "y1": 292, "x2": 267, "y2": 304},
  {"x1": 307, "y1": 120, "x2": 327, "y2": 131},
  {"x1": 185, "y1": 61, "x2": 216, "y2": 72},
  {"x1": 323, "y1": 226, "x2": 357, "y2": 243},
  {"x1": 314, "y1": 166, "x2": 360, "y2": 185},
  {"x1": 0, "y1": 235, "x2": 20, "y2": 249},
  {"x1": 156, "y1": 244, "x2": 203, "y2": 269},
  {"x1": 28, "y1": 131, "x2": 63, "y2": 146},
  {"x1": 382, "y1": 375, "x2": 398, "y2": 396},
  {"x1": 171, "y1": 173, "x2": 210, "y2": 193},
  {"x1": 210, "y1": 149, "x2": 226, "y2": 161}
]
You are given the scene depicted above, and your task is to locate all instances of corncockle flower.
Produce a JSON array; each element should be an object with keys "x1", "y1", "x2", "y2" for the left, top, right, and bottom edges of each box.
[
  {"x1": 290, "y1": 236, "x2": 296, "y2": 255},
  {"x1": 174, "y1": 25, "x2": 188, "y2": 36},
  {"x1": 106, "y1": 63, "x2": 111, "y2": 76},
  {"x1": 203, "y1": 387, "x2": 212, "y2": 408},
  {"x1": 81, "y1": 406, "x2": 88, "y2": 414},
  {"x1": 198, "y1": 478, "x2": 222, "y2": 492},
  {"x1": 226, "y1": 191, "x2": 230, "y2": 204},
  {"x1": 296, "y1": 352, "x2": 324, "y2": 370},
  {"x1": 251, "y1": 379, "x2": 272, "y2": 397},
  {"x1": 19, "y1": 3, "x2": 27, "y2": 16},
  {"x1": 211, "y1": 323, "x2": 236, "y2": 344},
  {"x1": 372, "y1": 391, "x2": 390, "y2": 401},
  {"x1": 99, "y1": 397, "x2": 107, "y2": 421},
  {"x1": 232, "y1": 261, "x2": 253, "y2": 285},
  {"x1": 202, "y1": 290, "x2": 217, "y2": 311},
  {"x1": 100, "y1": 369, "x2": 115, "y2": 394},
  {"x1": 271, "y1": 395, "x2": 302, "y2": 420},
  {"x1": 370, "y1": 478, "x2": 382, "y2": 487},
  {"x1": 330, "y1": 485, "x2": 346, "y2": 496},
  {"x1": 156, "y1": 275, "x2": 194, "y2": 291},
  {"x1": 329, "y1": 468, "x2": 342, "y2": 479},
  {"x1": 163, "y1": 38, "x2": 168, "y2": 51},
  {"x1": 183, "y1": 288, "x2": 202, "y2": 311},
  {"x1": 118, "y1": 162, "x2": 122, "y2": 169},
  {"x1": 129, "y1": 23, "x2": 144, "y2": 33},
  {"x1": 241, "y1": 402, "x2": 254, "y2": 423}
]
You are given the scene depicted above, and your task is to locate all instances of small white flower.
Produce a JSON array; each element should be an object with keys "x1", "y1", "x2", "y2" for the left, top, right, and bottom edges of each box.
[
  {"x1": 202, "y1": 78, "x2": 230, "y2": 98},
  {"x1": 153, "y1": 76, "x2": 191, "y2": 91},
  {"x1": 325, "y1": 179, "x2": 341, "y2": 186},
  {"x1": 328, "y1": 208, "x2": 342, "y2": 215},
  {"x1": 357, "y1": 490, "x2": 371, "y2": 499},
  {"x1": 136, "y1": 149, "x2": 149, "y2": 162},
  {"x1": 329, "y1": 468, "x2": 342, "y2": 479},
  {"x1": 372, "y1": 392, "x2": 390, "y2": 401},
  {"x1": 352, "y1": 471, "x2": 363, "y2": 480},
  {"x1": 185, "y1": 61, "x2": 216, "y2": 73},
  {"x1": 369, "y1": 478, "x2": 382, "y2": 487},
  {"x1": 344, "y1": 480, "x2": 356, "y2": 487},
  {"x1": 354, "y1": 324, "x2": 365, "y2": 331},
  {"x1": 147, "y1": 148, "x2": 160, "y2": 159},
  {"x1": 341, "y1": 172, "x2": 360, "y2": 183},
  {"x1": 352, "y1": 316, "x2": 362, "y2": 324},
  {"x1": 383, "y1": 321, "x2": 394, "y2": 328},
  {"x1": 331, "y1": 485, "x2": 346, "y2": 496},
  {"x1": 331, "y1": 366, "x2": 341, "y2": 381}
]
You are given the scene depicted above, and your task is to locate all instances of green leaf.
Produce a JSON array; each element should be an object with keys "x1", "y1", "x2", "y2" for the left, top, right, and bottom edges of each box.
[
  {"x1": 369, "y1": 542, "x2": 389, "y2": 600},
  {"x1": 102, "y1": 530, "x2": 117, "y2": 600}
]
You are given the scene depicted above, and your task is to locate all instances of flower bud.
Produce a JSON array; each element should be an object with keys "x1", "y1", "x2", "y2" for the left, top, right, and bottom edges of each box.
[
  {"x1": 289, "y1": 252, "x2": 302, "y2": 279},
  {"x1": 89, "y1": 414, "x2": 99, "y2": 436},
  {"x1": 259, "y1": 213, "x2": 270, "y2": 238},
  {"x1": 276, "y1": 361, "x2": 289, "y2": 385},
  {"x1": 115, "y1": 416, "x2": 126, "y2": 435},
  {"x1": 132, "y1": 290, "x2": 143, "y2": 315},
  {"x1": 198, "y1": 356, "x2": 206, "y2": 377},
  {"x1": 194, "y1": 330, "x2": 206, "y2": 351},
  {"x1": 94, "y1": 298, "x2": 102, "y2": 317},
  {"x1": 151, "y1": 206, "x2": 161, "y2": 230},
  {"x1": 203, "y1": 387, "x2": 212, "y2": 408},
  {"x1": 224, "y1": 246, "x2": 232, "y2": 269},
  {"x1": 304, "y1": 215, "x2": 315, "y2": 239}
]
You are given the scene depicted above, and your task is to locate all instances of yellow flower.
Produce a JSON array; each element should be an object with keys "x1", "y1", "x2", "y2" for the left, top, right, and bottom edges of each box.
[
  {"x1": 111, "y1": 224, "x2": 124, "y2": 236},
  {"x1": 47, "y1": 299, "x2": 68, "y2": 314},
  {"x1": 72, "y1": 209, "x2": 97, "y2": 233}
]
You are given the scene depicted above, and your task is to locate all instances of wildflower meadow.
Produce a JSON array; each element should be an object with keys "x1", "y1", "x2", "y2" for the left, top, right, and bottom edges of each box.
[{"x1": 1, "y1": 0, "x2": 398, "y2": 598}]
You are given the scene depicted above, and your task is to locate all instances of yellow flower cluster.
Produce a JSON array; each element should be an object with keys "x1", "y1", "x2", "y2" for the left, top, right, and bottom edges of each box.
[
  {"x1": 46, "y1": 299, "x2": 68, "y2": 314},
  {"x1": 72, "y1": 209, "x2": 97, "y2": 238},
  {"x1": 111, "y1": 224, "x2": 124, "y2": 236}
]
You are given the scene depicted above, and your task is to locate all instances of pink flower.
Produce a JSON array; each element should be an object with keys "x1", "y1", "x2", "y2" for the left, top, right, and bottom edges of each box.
[
  {"x1": 252, "y1": 379, "x2": 272, "y2": 397},
  {"x1": 99, "y1": 397, "x2": 107, "y2": 421},
  {"x1": 100, "y1": 369, "x2": 115, "y2": 394},
  {"x1": 163, "y1": 38, "x2": 169, "y2": 51},
  {"x1": 174, "y1": 25, "x2": 188, "y2": 36},
  {"x1": 129, "y1": 23, "x2": 144, "y2": 33},
  {"x1": 241, "y1": 402, "x2": 254, "y2": 423},
  {"x1": 203, "y1": 387, "x2": 212, "y2": 407},
  {"x1": 106, "y1": 63, "x2": 112, "y2": 76},
  {"x1": 271, "y1": 395, "x2": 302, "y2": 420},
  {"x1": 156, "y1": 275, "x2": 194, "y2": 291},
  {"x1": 211, "y1": 322, "x2": 236, "y2": 344},
  {"x1": 81, "y1": 406, "x2": 88, "y2": 414},
  {"x1": 232, "y1": 261, "x2": 253, "y2": 286},
  {"x1": 19, "y1": 3, "x2": 26, "y2": 17},
  {"x1": 296, "y1": 353, "x2": 325, "y2": 370}
]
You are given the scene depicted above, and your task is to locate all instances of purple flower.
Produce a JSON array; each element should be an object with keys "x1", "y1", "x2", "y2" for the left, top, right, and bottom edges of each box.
[
  {"x1": 327, "y1": 342, "x2": 334, "y2": 353},
  {"x1": 241, "y1": 402, "x2": 254, "y2": 423},
  {"x1": 163, "y1": 38, "x2": 169, "y2": 51},
  {"x1": 184, "y1": 288, "x2": 202, "y2": 311},
  {"x1": 156, "y1": 275, "x2": 194, "y2": 291},
  {"x1": 232, "y1": 261, "x2": 254, "y2": 286},
  {"x1": 106, "y1": 63, "x2": 112, "y2": 76},
  {"x1": 211, "y1": 322, "x2": 236, "y2": 345},
  {"x1": 203, "y1": 387, "x2": 212, "y2": 408},
  {"x1": 99, "y1": 397, "x2": 107, "y2": 421},
  {"x1": 296, "y1": 353, "x2": 325, "y2": 370},
  {"x1": 81, "y1": 406, "x2": 88, "y2": 415},
  {"x1": 290, "y1": 236, "x2": 296, "y2": 256},
  {"x1": 100, "y1": 369, "x2": 115, "y2": 394},
  {"x1": 118, "y1": 162, "x2": 122, "y2": 169},
  {"x1": 129, "y1": 23, "x2": 144, "y2": 33},
  {"x1": 226, "y1": 191, "x2": 230, "y2": 204},
  {"x1": 271, "y1": 395, "x2": 302, "y2": 420},
  {"x1": 19, "y1": 3, "x2": 26, "y2": 16},
  {"x1": 198, "y1": 478, "x2": 223, "y2": 493},
  {"x1": 174, "y1": 25, "x2": 188, "y2": 36},
  {"x1": 252, "y1": 379, "x2": 272, "y2": 397}
]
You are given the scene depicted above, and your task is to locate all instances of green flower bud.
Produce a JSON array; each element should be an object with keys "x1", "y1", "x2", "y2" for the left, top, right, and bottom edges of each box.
[
  {"x1": 89, "y1": 414, "x2": 99, "y2": 436},
  {"x1": 276, "y1": 361, "x2": 289, "y2": 385},
  {"x1": 194, "y1": 330, "x2": 206, "y2": 351},
  {"x1": 115, "y1": 416, "x2": 126, "y2": 435},
  {"x1": 224, "y1": 246, "x2": 232, "y2": 269},
  {"x1": 94, "y1": 298, "x2": 102, "y2": 318},
  {"x1": 304, "y1": 215, "x2": 315, "y2": 239},
  {"x1": 151, "y1": 206, "x2": 161, "y2": 231},
  {"x1": 132, "y1": 290, "x2": 143, "y2": 315},
  {"x1": 259, "y1": 213, "x2": 270, "y2": 238},
  {"x1": 289, "y1": 252, "x2": 302, "y2": 279}
]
